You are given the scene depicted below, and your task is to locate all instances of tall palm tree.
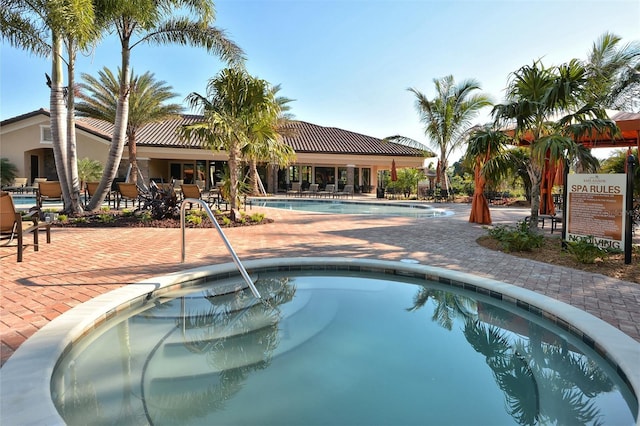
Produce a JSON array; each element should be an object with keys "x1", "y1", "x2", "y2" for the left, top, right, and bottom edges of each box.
[
  {"x1": 85, "y1": 0, "x2": 244, "y2": 210},
  {"x1": 409, "y1": 75, "x2": 492, "y2": 191},
  {"x1": 2, "y1": 0, "x2": 96, "y2": 215},
  {"x1": 582, "y1": 32, "x2": 640, "y2": 111},
  {"x1": 492, "y1": 60, "x2": 617, "y2": 230},
  {"x1": 182, "y1": 68, "x2": 279, "y2": 210},
  {"x1": 76, "y1": 67, "x2": 183, "y2": 191},
  {"x1": 243, "y1": 84, "x2": 296, "y2": 196}
]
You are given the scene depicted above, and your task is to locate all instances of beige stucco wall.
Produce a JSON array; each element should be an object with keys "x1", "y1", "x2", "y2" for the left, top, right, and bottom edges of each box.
[{"x1": 1, "y1": 113, "x2": 111, "y2": 184}]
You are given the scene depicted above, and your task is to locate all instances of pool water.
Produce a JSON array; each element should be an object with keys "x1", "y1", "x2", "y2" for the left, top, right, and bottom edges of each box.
[
  {"x1": 251, "y1": 198, "x2": 451, "y2": 218},
  {"x1": 51, "y1": 271, "x2": 636, "y2": 425}
]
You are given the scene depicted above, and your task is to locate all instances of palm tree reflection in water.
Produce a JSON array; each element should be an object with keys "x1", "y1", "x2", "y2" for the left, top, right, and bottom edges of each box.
[{"x1": 407, "y1": 288, "x2": 614, "y2": 425}]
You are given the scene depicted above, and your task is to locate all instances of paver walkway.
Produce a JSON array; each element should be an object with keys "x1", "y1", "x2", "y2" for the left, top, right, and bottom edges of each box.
[{"x1": 1, "y1": 201, "x2": 639, "y2": 367}]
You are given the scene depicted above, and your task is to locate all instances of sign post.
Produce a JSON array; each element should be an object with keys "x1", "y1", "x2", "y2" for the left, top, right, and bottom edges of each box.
[{"x1": 624, "y1": 154, "x2": 635, "y2": 264}]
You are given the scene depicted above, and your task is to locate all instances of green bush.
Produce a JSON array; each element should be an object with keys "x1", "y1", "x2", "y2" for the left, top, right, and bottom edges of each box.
[
  {"x1": 138, "y1": 211, "x2": 152, "y2": 222},
  {"x1": 250, "y1": 212, "x2": 265, "y2": 223},
  {"x1": 487, "y1": 220, "x2": 544, "y2": 252},
  {"x1": 98, "y1": 213, "x2": 115, "y2": 223},
  {"x1": 565, "y1": 236, "x2": 607, "y2": 264},
  {"x1": 58, "y1": 214, "x2": 68, "y2": 222},
  {"x1": 186, "y1": 212, "x2": 203, "y2": 226}
]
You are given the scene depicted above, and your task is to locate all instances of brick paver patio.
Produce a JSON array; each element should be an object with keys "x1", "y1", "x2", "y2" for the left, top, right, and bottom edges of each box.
[{"x1": 1, "y1": 201, "x2": 639, "y2": 367}]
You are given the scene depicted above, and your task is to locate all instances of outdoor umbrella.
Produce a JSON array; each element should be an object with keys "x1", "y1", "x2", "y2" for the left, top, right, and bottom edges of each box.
[
  {"x1": 469, "y1": 157, "x2": 492, "y2": 224},
  {"x1": 391, "y1": 159, "x2": 398, "y2": 181}
]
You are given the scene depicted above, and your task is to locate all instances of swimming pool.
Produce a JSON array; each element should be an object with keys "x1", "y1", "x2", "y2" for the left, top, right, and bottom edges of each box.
[
  {"x1": 2, "y1": 259, "x2": 636, "y2": 425},
  {"x1": 251, "y1": 198, "x2": 452, "y2": 218}
]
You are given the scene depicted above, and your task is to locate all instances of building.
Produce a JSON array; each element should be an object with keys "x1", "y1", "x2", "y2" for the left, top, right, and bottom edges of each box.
[{"x1": 0, "y1": 109, "x2": 430, "y2": 193}]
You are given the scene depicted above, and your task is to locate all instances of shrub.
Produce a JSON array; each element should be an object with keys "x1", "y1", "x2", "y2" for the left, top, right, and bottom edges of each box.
[
  {"x1": 58, "y1": 214, "x2": 68, "y2": 222},
  {"x1": 565, "y1": 236, "x2": 607, "y2": 264},
  {"x1": 487, "y1": 220, "x2": 544, "y2": 252},
  {"x1": 186, "y1": 212, "x2": 203, "y2": 226},
  {"x1": 98, "y1": 213, "x2": 115, "y2": 223},
  {"x1": 138, "y1": 211, "x2": 152, "y2": 222},
  {"x1": 222, "y1": 216, "x2": 232, "y2": 226},
  {"x1": 250, "y1": 212, "x2": 265, "y2": 223}
]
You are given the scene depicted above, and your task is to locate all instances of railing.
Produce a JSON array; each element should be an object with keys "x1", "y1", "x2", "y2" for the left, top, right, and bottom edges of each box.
[{"x1": 180, "y1": 198, "x2": 262, "y2": 299}]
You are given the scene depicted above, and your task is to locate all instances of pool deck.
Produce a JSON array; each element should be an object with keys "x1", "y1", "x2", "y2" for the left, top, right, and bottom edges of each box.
[{"x1": 1, "y1": 198, "x2": 639, "y2": 367}]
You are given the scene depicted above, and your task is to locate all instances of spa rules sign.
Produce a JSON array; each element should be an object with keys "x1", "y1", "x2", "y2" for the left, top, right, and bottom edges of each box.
[{"x1": 566, "y1": 174, "x2": 627, "y2": 250}]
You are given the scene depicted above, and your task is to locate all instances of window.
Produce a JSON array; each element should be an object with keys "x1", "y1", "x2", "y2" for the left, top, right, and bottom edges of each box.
[{"x1": 40, "y1": 126, "x2": 53, "y2": 144}]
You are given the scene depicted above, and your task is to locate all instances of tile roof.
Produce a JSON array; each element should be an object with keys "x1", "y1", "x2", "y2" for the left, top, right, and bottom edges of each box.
[{"x1": 2, "y1": 109, "x2": 428, "y2": 157}]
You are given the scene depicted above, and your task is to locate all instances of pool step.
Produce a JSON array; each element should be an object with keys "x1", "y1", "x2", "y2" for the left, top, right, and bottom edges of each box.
[{"x1": 142, "y1": 289, "x2": 337, "y2": 394}]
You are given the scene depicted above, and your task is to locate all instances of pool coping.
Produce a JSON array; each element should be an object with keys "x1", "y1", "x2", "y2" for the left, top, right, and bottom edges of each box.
[
  {"x1": 249, "y1": 196, "x2": 455, "y2": 216},
  {"x1": 1, "y1": 257, "x2": 639, "y2": 425}
]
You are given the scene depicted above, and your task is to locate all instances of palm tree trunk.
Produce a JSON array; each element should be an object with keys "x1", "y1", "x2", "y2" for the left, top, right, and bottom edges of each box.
[
  {"x1": 128, "y1": 131, "x2": 138, "y2": 186},
  {"x1": 65, "y1": 41, "x2": 84, "y2": 214},
  {"x1": 86, "y1": 38, "x2": 131, "y2": 211},
  {"x1": 528, "y1": 163, "x2": 543, "y2": 231},
  {"x1": 228, "y1": 142, "x2": 241, "y2": 210},
  {"x1": 49, "y1": 32, "x2": 71, "y2": 212},
  {"x1": 249, "y1": 158, "x2": 260, "y2": 195}
]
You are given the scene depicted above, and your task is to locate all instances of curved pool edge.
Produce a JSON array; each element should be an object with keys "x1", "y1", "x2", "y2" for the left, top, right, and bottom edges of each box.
[{"x1": 1, "y1": 257, "x2": 639, "y2": 425}]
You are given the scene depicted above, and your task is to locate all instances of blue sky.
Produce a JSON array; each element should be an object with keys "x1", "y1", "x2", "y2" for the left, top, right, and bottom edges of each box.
[{"x1": 2, "y1": 0, "x2": 639, "y2": 161}]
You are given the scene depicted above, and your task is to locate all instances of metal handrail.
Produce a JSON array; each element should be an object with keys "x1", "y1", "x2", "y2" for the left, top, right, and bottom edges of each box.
[{"x1": 180, "y1": 198, "x2": 261, "y2": 299}]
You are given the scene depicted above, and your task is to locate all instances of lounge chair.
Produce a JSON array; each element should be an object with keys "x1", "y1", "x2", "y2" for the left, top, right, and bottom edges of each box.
[
  {"x1": 2, "y1": 177, "x2": 28, "y2": 193},
  {"x1": 24, "y1": 177, "x2": 48, "y2": 194},
  {"x1": 180, "y1": 184, "x2": 203, "y2": 209},
  {"x1": 318, "y1": 184, "x2": 335, "y2": 198},
  {"x1": 1, "y1": 191, "x2": 51, "y2": 262},
  {"x1": 335, "y1": 184, "x2": 354, "y2": 199},
  {"x1": 287, "y1": 182, "x2": 302, "y2": 197},
  {"x1": 302, "y1": 183, "x2": 319, "y2": 197},
  {"x1": 36, "y1": 181, "x2": 63, "y2": 212},
  {"x1": 117, "y1": 183, "x2": 141, "y2": 209}
]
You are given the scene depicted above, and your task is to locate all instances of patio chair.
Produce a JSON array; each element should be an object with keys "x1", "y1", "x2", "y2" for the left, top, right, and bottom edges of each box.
[
  {"x1": 180, "y1": 184, "x2": 203, "y2": 209},
  {"x1": 287, "y1": 182, "x2": 302, "y2": 197},
  {"x1": 335, "y1": 184, "x2": 354, "y2": 199},
  {"x1": 36, "y1": 181, "x2": 63, "y2": 213},
  {"x1": 24, "y1": 177, "x2": 48, "y2": 194},
  {"x1": 117, "y1": 183, "x2": 142, "y2": 209},
  {"x1": 318, "y1": 184, "x2": 335, "y2": 198},
  {"x1": 85, "y1": 181, "x2": 116, "y2": 208},
  {"x1": 301, "y1": 183, "x2": 319, "y2": 197},
  {"x1": 1, "y1": 191, "x2": 51, "y2": 262},
  {"x1": 2, "y1": 177, "x2": 28, "y2": 193}
]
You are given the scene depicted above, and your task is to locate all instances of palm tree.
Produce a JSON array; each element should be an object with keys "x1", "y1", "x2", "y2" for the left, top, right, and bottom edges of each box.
[
  {"x1": 582, "y1": 32, "x2": 640, "y2": 111},
  {"x1": 492, "y1": 60, "x2": 617, "y2": 230},
  {"x1": 76, "y1": 67, "x2": 183, "y2": 191},
  {"x1": 182, "y1": 68, "x2": 281, "y2": 210},
  {"x1": 85, "y1": 0, "x2": 245, "y2": 210},
  {"x1": 243, "y1": 84, "x2": 296, "y2": 196},
  {"x1": 409, "y1": 75, "x2": 492, "y2": 191},
  {"x1": 0, "y1": 158, "x2": 18, "y2": 186},
  {"x1": 2, "y1": 0, "x2": 97, "y2": 215}
]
